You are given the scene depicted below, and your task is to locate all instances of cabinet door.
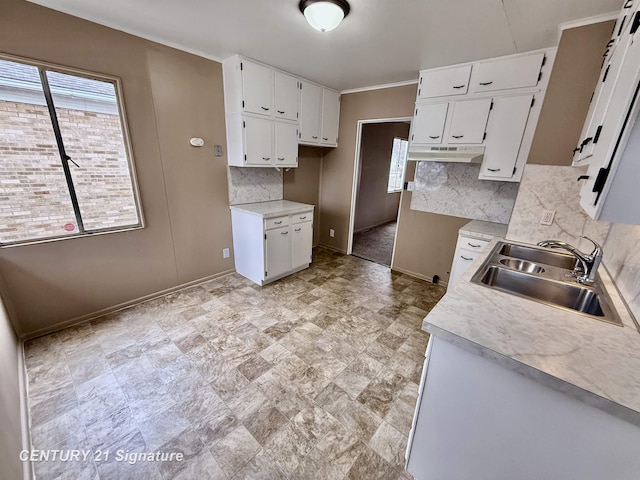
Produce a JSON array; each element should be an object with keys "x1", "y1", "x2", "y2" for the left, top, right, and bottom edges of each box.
[
  {"x1": 411, "y1": 103, "x2": 449, "y2": 144},
  {"x1": 418, "y1": 65, "x2": 472, "y2": 99},
  {"x1": 321, "y1": 89, "x2": 340, "y2": 146},
  {"x1": 480, "y1": 94, "x2": 533, "y2": 180},
  {"x1": 474, "y1": 53, "x2": 544, "y2": 93},
  {"x1": 299, "y1": 81, "x2": 322, "y2": 143},
  {"x1": 265, "y1": 226, "x2": 291, "y2": 279},
  {"x1": 242, "y1": 60, "x2": 273, "y2": 116},
  {"x1": 243, "y1": 116, "x2": 273, "y2": 166},
  {"x1": 447, "y1": 98, "x2": 491, "y2": 144},
  {"x1": 274, "y1": 71, "x2": 299, "y2": 121},
  {"x1": 274, "y1": 122, "x2": 299, "y2": 167},
  {"x1": 291, "y1": 221, "x2": 313, "y2": 269}
]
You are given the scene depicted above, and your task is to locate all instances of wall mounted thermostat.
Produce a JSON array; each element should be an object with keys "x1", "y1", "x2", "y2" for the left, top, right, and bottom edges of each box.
[{"x1": 189, "y1": 137, "x2": 205, "y2": 147}]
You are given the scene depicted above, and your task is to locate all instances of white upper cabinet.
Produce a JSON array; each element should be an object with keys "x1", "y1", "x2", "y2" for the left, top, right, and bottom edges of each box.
[
  {"x1": 274, "y1": 71, "x2": 299, "y2": 122},
  {"x1": 479, "y1": 94, "x2": 533, "y2": 180},
  {"x1": 243, "y1": 116, "x2": 273, "y2": 166},
  {"x1": 473, "y1": 53, "x2": 545, "y2": 93},
  {"x1": 274, "y1": 122, "x2": 299, "y2": 167},
  {"x1": 575, "y1": 1, "x2": 640, "y2": 224},
  {"x1": 223, "y1": 55, "x2": 340, "y2": 167},
  {"x1": 412, "y1": 103, "x2": 449, "y2": 144},
  {"x1": 447, "y1": 99, "x2": 492, "y2": 144},
  {"x1": 321, "y1": 88, "x2": 340, "y2": 147},
  {"x1": 418, "y1": 65, "x2": 472, "y2": 99},
  {"x1": 241, "y1": 60, "x2": 273, "y2": 116},
  {"x1": 299, "y1": 81, "x2": 322, "y2": 144},
  {"x1": 409, "y1": 48, "x2": 555, "y2": 182}
]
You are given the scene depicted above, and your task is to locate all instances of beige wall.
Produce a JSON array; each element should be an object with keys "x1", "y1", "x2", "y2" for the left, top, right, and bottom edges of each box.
[
  {"x1": 0, "y1": 0, "x2": 233, "y2": 337},
  {"x1": 283, "y1": 146, "x2": 322, "y2": 246},
  {"x1": 0, "y1": 290, "x2": 23, "y2": 479},
  {"x1": 528, "y1": 21, "x2": 615, "y2": 166},
  {"x1": 392, "y1": 161, "x2": 470, "y2": 282},
  {"x1": 319, "y1": 85, "x2": 417, "y2": 250},
  {"x1": 354, "y1": 123, "x2": 408, "y2": 232}
]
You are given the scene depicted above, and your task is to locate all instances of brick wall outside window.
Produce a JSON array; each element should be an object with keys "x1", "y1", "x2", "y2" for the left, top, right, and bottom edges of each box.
[{"x1": 0, "y1": 100, "x2": 139, "y2": 244}]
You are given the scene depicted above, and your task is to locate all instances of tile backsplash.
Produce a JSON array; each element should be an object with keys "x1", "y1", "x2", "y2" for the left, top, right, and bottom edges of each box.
[
  {"x1": 227, "y1": 167, "x2": 283, "y2": 205},
  {"x1": 506, "y1": 164, "x2": 610, "y2": 251},
  {"x1": 410, "y1": 162, "x2": 519, "y2": 224},
  {"x1": 603, "y1": 223, "x2": 640, "y2": 321}
]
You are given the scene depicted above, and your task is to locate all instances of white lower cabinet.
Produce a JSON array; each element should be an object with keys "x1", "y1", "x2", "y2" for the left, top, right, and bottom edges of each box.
[
  {"x1": 406, "y1": 336, "x2": 640, "y2": 480},
  {"x1": 292, "y1": 221, "x2": 313, "y2": 269},
  {"x1": 449, "y1": 234, "x2": 490, "y2": 286},
  {"x1": 230, "y1": 202, "x2": 314, "y2": 286}
]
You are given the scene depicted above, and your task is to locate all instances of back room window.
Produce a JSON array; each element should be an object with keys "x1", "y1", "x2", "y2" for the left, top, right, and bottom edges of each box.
[
  {"x1": 0, "y1": 55, "x2": 143, "y2": 246},
  {"x1": 387, "y1": 137, "x2": 409, "y2": 193}
]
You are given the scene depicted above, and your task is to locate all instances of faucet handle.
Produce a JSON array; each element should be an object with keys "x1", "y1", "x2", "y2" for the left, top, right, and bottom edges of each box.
[{"x1": 581, "y1": 236, "x2": 602, "y2": 257}]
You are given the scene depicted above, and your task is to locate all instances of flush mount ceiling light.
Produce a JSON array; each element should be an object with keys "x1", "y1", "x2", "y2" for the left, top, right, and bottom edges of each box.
[{"x1": 299, "y1": 0, "x2": 351, "y2": 32}]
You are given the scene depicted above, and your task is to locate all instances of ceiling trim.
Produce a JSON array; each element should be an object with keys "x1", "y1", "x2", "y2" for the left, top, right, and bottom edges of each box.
[
  {"x1": 558, "y1": 11, "x2": 618, "y2": 33},
  {"x1": 340, "y1": 79, "x2": 418, "y2": 95}
]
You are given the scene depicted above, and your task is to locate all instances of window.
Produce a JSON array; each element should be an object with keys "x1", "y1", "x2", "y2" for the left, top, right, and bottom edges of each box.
[
  {"x1": 0, "y1": 55, "x2": 142, "y2": 246},
  {"x1": 387, "y1": 137, "x2": 409, "y2": 193}
]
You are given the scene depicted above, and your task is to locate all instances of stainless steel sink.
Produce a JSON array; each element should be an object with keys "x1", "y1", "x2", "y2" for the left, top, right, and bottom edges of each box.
[
  {"x1": 471, "y1": 241, "x2": 623, "y2": 326},
  {"x1": 498, "y1": 243, "x2": 578, "y2": 270}
]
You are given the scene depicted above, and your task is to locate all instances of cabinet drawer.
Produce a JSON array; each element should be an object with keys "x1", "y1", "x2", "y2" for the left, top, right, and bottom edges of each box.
[
  {"x1": 474, "y1": 53, "x2": 544, "y2": 93},
  {"x1": 418, "y1": 65, "x2": 472, "y2": 99},
  {"x1": 265, "y1": 216, "x2": 289, "y2": 230},
  {"x1": 455, "y1": 250, "x2": 481, "y2": 265},
  {"x1": 457, "y1": 236, "x2": 489, "y2": 251},
  {"x1": 292, "y1": 211, "x2": 313, "y2": 224}
]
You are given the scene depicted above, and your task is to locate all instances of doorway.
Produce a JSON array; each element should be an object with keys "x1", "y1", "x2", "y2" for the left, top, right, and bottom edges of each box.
[{"x1": 348, "y1": 118, "x2": 411, "y2": 267}]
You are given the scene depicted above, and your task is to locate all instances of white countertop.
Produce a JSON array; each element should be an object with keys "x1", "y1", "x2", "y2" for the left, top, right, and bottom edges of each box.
[
  {"x1": 230, "y1": 200, "x2": 314, "y2": 218},
  {"x1": 459, "y1": 220, "x2": 508, "y2": 241},
  {"x1": 423, "y1": 238, "x2": 640, "y2": 425}
]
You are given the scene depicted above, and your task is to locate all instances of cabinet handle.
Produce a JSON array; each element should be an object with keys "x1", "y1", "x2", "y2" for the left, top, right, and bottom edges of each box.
[
  {"x1": 487, "y1": 168, "x2": 501, "y2": 172},
  {"x1": 295, "y1": 228, "x2": 302, "y2": 232},
  {"x1": 323, "y1": 137, "x2": 329, "y2": 141},
  {"x1": 277, "y1": 157, "x2": 285, "y2": 161},
  {"x1": 261, "y1": 106, "x2": 270, "y2": 111},
  {"x1": 460, "y1": 256, "x2": 473, "y2": 261},
  {"x1": 274, "y1": 220, "x2": 283, "y2": 224},
  {"x1": 467, "y1": 242, "x2": 482, "y2": 248},
  {"x1": 312, "y1": 136, "x2": 318, "y2": 139},
  {"x1": 479, "y1": 81, "x2": 493, "y2": 86},
  {"x1": 452, "y1": 84, "x2": 466, "y2": 89},
  {"x1": 262, "y1": 157, "x2": 271, "y2": 161},
  {"x1": 451, "y1": 135, "x2": 464, "y2": 139},
  {"x1": 281, "y1": 231, "x2": 289, "y2": 236},
  {"x1": 299, "y1": 216, "x2": 307, "y2": 220},
  {"x1": 277, "y1": 110, "x2": 285, "y2": 114},
  {"x1": 429, "y1": 135, "x2": 440, "y2": 139}
]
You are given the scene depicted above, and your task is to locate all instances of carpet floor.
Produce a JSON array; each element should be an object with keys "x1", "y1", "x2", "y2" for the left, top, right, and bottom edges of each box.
[{"x1": 351, "y1": 222, "x2": 397, "y2": 267}]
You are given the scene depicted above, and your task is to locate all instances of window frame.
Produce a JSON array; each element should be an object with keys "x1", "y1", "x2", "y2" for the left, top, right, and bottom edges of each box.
[
  {"x1": 387, "y1": 136, "x2": 409, "y2": 194},
  {"x1": 0, "y1": 52, "x2": 145, "y2": 247}
]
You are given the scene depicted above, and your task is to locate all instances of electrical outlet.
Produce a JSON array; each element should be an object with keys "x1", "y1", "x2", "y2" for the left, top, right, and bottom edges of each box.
[
  {"x1": 540, "y1": 209, "x2": 555, "y2": 226},
  {"x1": 223, "y1": 248, "x2": 230, "y2": 258},
  {"x1": 329, "y1": 229, "x2": 335, "y2": 238}
]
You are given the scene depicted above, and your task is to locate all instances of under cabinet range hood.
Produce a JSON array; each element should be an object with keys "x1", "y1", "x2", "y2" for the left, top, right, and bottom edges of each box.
[{"x1": 407, "y1": 146, "x2": 484, "y2": 163}]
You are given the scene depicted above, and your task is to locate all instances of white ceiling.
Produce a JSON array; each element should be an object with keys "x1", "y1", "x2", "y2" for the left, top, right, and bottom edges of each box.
[{"x1": 28, "y1": 0, "x2": 621, "y2": 91}]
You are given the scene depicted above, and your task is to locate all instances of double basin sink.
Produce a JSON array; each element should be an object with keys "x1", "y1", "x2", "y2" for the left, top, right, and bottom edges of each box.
[{"x1": 470, "y1": 242, "x2": 623, "y2": 327}]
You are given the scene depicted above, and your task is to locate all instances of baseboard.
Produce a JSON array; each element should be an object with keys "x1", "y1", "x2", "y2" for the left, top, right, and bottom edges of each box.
[
  {"x1": 317, "y1": 243, "x2": 347, "y2": 255},
  {"x1": 391, "y1": 266, "x2": 449, "y2": 288},
  {"x1": 18, "y1": 340, "x2": 33, "y2": 480},
  {"x1": 23, "y1": 269, "x2": 236, "y2": 341}
]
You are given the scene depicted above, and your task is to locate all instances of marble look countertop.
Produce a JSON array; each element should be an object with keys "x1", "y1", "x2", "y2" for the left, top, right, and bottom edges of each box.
[
  {"x1": 230, "y1": 200, "x2": 314, "y2": 218},
  {"x1": 423, "y1": 238, "x2": 640, "y2": 426},
  {"x1": 459, "y1": 220, "x2": 508, "y2": 241}
]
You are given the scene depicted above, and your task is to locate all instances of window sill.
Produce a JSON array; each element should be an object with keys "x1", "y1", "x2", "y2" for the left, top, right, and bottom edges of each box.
[{"x1": 0, "y1": 224, "x2": 144, "y2": 249}]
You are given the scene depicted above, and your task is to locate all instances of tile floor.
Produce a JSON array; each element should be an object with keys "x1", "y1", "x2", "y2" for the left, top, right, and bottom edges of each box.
[{"x1": 24, "y1": 247, "x2": 446, "y2": 480}]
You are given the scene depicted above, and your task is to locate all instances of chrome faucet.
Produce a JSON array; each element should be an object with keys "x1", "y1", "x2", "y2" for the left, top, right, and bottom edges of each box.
[{"x1": 536, "y1": 236, "x2": 603, "y2": 283}]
